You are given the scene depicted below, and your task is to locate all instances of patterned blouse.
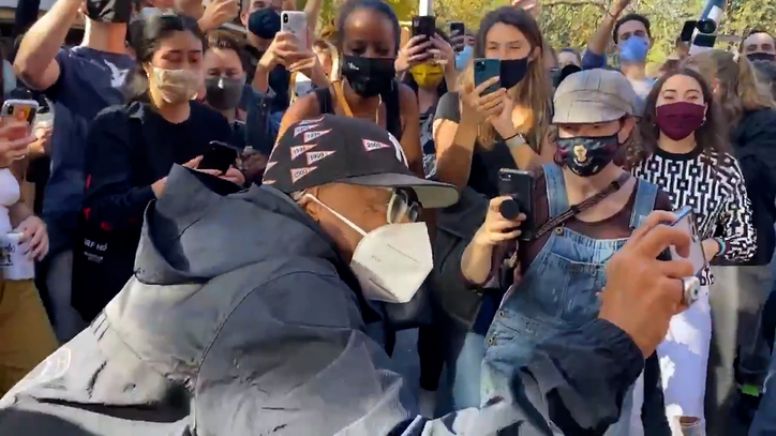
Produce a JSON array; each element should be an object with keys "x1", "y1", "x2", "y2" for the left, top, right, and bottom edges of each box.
[{"x1": 631, "y1": 146, "x2": 756, "y2": 284}]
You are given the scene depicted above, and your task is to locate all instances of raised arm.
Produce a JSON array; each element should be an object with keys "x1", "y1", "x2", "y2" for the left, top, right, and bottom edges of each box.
[
  {"x1": 582, "y1": 0, "x2": 629, "y2": 69},
  {"x1": 13, "y1": 0, "x2": 81, "y2": 90}
]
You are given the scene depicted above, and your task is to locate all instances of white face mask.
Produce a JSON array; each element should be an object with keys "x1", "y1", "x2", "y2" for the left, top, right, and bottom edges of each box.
[{"x1": 306, "y1": 194, "x2": 433, "y2": 304}]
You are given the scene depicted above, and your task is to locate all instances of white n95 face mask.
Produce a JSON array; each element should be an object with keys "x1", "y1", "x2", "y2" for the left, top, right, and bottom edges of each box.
[{"x1": 306, "y1": 194, "x2": 433, "y2": 303}]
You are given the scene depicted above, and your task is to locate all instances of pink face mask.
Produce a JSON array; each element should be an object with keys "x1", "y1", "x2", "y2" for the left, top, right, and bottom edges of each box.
[{"x1": 655, "y1": 101, "x2": 706, "y2": 140}]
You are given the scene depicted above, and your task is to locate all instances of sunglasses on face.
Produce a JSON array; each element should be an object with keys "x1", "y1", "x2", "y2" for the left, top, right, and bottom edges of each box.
[{"x1": 386, "y1": 188, "x2": 421, "y2": 224}]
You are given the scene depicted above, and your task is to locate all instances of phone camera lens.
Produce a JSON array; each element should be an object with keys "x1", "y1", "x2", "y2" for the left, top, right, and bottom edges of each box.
[{"x1": 283, "y1": 14, "x2": 288, "y2": 23}]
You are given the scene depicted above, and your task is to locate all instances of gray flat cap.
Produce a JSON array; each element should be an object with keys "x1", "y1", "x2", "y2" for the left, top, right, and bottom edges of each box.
[{"x1": 553, "y1": 69, "x2": 638, "y2": 123}]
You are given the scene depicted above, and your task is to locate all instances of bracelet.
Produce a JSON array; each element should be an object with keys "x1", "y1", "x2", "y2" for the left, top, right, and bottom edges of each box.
[
  {"x1": 504, "y1": 133, "x2": 527, "y2": 149},
  {"x1": 714, "y1": 238, "x2": 727, "y2": 257}
]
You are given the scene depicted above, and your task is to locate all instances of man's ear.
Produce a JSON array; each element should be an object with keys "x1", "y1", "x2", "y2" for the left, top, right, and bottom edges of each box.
[
  {"x1": 296, "y1": 188, "x2": 320, "y2": 222},
  {"x1": 618, "y1": 116, "x2": 637, "y2": 144}
]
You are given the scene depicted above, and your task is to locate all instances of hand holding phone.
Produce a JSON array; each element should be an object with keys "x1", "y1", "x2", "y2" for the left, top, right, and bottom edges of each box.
[
  {"x1": 412, "y1": 16, "x2": 436, "y2": 40},
  {"x1": 656, "y1": 206, "x2": 706, "y2": 305},
  {"x1": 281, "y1": 11, "x2": 308, "y2": 50},
  {"x1": 449, "y1": 22, "x2": 465, "y2": 52},
  {"x1": 200, "y1": 141, "x2": 239, "y2": 173}
]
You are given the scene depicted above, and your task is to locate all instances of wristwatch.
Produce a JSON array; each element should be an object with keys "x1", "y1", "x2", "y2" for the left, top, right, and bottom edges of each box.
[{"x1": 505, "y1": 133, "x2": 527, "y2": 149}]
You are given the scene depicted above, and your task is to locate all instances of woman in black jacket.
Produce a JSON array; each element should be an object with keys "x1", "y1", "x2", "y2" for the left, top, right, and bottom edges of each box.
[{"x1": 73, "y1": 13, "x2": 243, "y2": 322}]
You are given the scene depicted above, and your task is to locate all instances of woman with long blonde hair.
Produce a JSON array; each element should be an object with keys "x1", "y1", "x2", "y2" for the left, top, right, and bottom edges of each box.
[
  {"x1": 683, "y1": 49, "x2": 776, "y2": 432},
  {"x1": 433, "y1": 6, "x2": 552, "y2": 196}
]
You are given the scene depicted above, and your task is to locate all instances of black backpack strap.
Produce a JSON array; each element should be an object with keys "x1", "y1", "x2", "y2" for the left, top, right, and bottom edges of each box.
[
  {"x1": 383, "y1": 80, "x2": 402, "y2": 138},
  {"x1": 314, "y1": 87, "x2": 334, "y2": 115}
]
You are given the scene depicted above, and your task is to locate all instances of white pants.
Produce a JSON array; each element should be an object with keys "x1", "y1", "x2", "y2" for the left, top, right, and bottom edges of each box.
[{"x1": 657, "y1": 287, "x2": 711, "y2": 435}]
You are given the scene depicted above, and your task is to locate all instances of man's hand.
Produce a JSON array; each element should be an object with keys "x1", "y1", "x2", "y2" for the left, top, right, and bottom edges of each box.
[
  {"x1": 599, "y1": 211, "x2": 694, "y2": 357},
  {"x1": 610, "y1": 0, "x2": 630, "y2": 17},
  {"x1": 512, "y1": 0, "x2": 540, "y2": 18},
  {"x1": 198, "y1": 0, "x2": 240, "y2": 32}
]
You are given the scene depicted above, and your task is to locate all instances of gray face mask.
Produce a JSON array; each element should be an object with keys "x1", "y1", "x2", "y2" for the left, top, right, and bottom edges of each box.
[{"x1": 204, "y1": 76, "x2": 245, "y2": 111}]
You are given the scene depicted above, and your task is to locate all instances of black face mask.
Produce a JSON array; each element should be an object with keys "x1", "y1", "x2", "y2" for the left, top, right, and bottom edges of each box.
[
  {"x1": 205, "y1": 77, "x2": 246, "y2": 111},
  {"x1": 747, "y1": 52, "x2": 776, "y2": 62},
  {"x1": 554, "y1": 134, "x2": 620, "y2": 177},
  {"x1": 248, "y1": 9, "x2": 281, "y2": 39},
  {"x1": 341, "y1": 56, "x2": 396, "y2": 98},
  {"x1": 500, "y1": 57, "x2": 529, "y2": 89},
  {"x1": 86, "y1": 0, "x2": 132, "y2": 23}
]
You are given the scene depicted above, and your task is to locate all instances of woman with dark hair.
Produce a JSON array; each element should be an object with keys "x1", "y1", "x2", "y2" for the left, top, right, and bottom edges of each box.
[
  {"x1": 203, "y1": 30, "x2": 250, "y2": 148},
  {"x1": 628, "y1": 68, "x2": 756, "y2": 434},
  {"x1": 433, "y1": 6, "x2": 553, "y2": 196},
  {"x1": 277, "y1": 0, "x2": 424, "y2": 178},
  {"x1": 73, "y1": 13, "x2": 243, "y2": 322}
]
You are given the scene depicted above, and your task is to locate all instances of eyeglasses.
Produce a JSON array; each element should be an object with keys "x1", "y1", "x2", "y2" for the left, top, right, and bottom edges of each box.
[{"x1": 387, "y1": 189, "x2": 421, "y2": 224}]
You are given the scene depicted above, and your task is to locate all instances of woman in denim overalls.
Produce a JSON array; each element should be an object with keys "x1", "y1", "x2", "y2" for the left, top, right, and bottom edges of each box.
[{"x1": 464, "y1": 69, "x2": 671, "y2": 435}]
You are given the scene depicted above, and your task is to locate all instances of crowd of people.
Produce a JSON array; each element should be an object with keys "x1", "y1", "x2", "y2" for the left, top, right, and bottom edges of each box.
[{"x1": 0, "y1": 0, "x2": 774, "y2": 433}]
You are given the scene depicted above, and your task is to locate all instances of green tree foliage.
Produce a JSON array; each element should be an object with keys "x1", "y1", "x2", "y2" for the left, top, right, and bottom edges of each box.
[{"x1": 311, "y1": 0, "x2": 776, "y2": 63}]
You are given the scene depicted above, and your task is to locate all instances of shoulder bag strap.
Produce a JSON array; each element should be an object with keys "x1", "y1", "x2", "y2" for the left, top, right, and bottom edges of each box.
[{"x1": 532, "y1": 172, "x2": 632, "y2": 241}]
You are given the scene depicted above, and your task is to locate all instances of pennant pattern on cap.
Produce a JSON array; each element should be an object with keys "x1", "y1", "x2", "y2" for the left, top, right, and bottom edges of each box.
[
  {"x1": 294, "y1": 124, "x2": 320, "y2": 137},
  {"x1": 264, "y1": 161, "x2": 277, "y2": 172},
  {"x1": 291, "y1": 166, "x2": 317, "y2": 183},
  {"x1": 306, "y1": 150, "x2": 335, "y2": 165},
  {"x1": 303, "y1": 129, "x2": 331, "y2": 142},
  {"x1": 363, "y1": 139, "x2": 391, "y2": 152},
  {"x1": 263, "y1": 179, "x2": 276, "y2": 185},
  {"x1": 298, "y1": 116, "x2": 324, "y2": 126},
  {"x1": 290, "y1": 144, "x2": 317, "y2": 160}
]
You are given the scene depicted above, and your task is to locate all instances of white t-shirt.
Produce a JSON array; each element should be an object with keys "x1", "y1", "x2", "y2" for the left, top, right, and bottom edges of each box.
[{"x1": 0, "y1": 168, "x2": 20, "y2": 234}]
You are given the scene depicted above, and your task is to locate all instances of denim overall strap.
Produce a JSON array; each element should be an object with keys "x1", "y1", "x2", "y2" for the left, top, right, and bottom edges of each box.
[
  {"x1": 542, "y1": 164, "x2": 569, "y2": 218},
  {"x1": 628, "y1": 179, "x2": 659, "y2": 230}
]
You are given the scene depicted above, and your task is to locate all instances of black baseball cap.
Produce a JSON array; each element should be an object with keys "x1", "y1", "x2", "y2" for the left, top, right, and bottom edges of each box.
[{"x1": 262, "y1": 115, "x2": 459, "y2": 209}]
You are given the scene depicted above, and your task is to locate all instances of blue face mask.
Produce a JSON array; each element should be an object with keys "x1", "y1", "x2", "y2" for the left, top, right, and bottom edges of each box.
[
  {"x1": 619, "y1": 36, "x2": 649, "y2": 63},
  {"x1": 455, "y1": 45, "x2": 473, "y2": 71}
]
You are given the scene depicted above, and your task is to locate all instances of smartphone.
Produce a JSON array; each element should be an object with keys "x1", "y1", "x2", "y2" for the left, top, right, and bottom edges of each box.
[
  {"x1": 200, "y1": 141, "x2": 239, "y2": 173},
  {"x1": 1, "y1": 99, "x2": 39, "y2": 125},
  {"x1": 281, "y1": 10, "x2": 308, "y2": 49},
  {"x1": 411, "y1": 15, "x2": 436, "y2": 40},
  {"x1": 474, "y1": 58, "x2": 501, "y2": 95},
  {"x1": 668, "y1": 205, "x2": 707, "y2": 275},
  {"x1": 449, "y1": 22, "x2": 465, "y2": 52},
  {"x1": 498, "y1": 168, "x2": 535, "y2": 241}
]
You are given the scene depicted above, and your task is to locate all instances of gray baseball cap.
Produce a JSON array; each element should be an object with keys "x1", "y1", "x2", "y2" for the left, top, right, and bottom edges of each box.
[{"x1": 552, "y1": 69, "x2": 638, "y2": 124}]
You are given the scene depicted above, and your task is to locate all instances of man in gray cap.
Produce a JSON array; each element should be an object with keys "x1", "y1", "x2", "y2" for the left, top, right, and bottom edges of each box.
[{"x1": 0, "y1": 115, "x2": 692, "y2": 435}]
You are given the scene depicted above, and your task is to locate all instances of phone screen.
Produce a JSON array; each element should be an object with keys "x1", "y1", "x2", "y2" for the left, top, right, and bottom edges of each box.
[{"x1": 669, "y1": 207, "x2": 706, "y2": 275}]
